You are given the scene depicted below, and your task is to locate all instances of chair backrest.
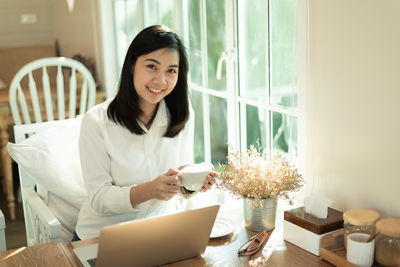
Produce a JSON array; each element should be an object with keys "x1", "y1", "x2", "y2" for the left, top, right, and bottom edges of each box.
[{"x1": 9, "y1": 57, "x2": 96, "y2": 125}]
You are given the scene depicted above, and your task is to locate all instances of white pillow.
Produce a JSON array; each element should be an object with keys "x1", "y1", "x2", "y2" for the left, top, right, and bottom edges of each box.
[{"x1": 7, "y1": 117, "x2": 87, "y2": 209}]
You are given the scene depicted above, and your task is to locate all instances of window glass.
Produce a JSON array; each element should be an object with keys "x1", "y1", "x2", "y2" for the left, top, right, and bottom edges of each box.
[
  {"x1": 244, "y1": 104, "x2": 267, "y2": 150},
  {"x1": 143, "y1": 0, "x2": 173, "y2": 28},
  {"x1": 111, "y1": 0, "x2": 299, "y2": 169},
  {"x1": 206, "y1": 0, "x2": 226, "y2": 91},
  {"x1": 271, "y1": 111, "x2": 297, "y2": 156},
  {"x1": 190, "y1": 90, "x2": 205, "y2": 163},
  {"x1": 270, "y1": 0, "x2": 298, "y2": 108},
  {"x1": 143, "y1": 0, "x2": 158, "y2": 27},
  {"x1": 113, "y1": 0, "x2": 138, "y2": 69},
  {"x1": 159, "y1": 0, "x2": 173, "y2": 28},
  {"x1": 209, "y1": 95, "x2": 228, "y2": 169},
  {"x1": 238, "y1": 0, "x2": 268, "y2": 101},
  {"x1": 188, "y1": 0, "x2": 202, "y2": 85}
]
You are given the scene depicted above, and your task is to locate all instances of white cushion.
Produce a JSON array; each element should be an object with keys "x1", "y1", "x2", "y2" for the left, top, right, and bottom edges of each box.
[{"x1": 7, "y1": 117, "x2": 87, "y2": 209}]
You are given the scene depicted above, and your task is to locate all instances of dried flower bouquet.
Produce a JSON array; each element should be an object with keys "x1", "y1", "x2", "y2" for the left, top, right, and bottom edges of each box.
[{"x1": 218, "y1": 145, "x2": 304, "y2": 200}]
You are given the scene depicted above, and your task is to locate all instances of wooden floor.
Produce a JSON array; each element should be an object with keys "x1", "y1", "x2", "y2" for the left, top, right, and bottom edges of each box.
[{"x1": 1, "y1": 163, "x2": 26, "y2": 250}]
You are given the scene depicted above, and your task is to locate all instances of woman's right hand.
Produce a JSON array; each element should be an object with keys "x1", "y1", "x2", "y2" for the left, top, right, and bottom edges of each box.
[
  {"x1": 129, "y1": 169, "x2": 180, "y2": 207},
  {"x1": 150, "y1": 169, "x2": 180, "y2": 201}
]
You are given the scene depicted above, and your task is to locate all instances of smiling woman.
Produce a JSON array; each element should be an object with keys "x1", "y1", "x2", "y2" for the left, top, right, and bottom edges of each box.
[
  {"x1": 73, "y1": 25, "x2": 217, "y2": 241},
  {"x1": 133, "y1": 48, "x2": 180, "y2": 128},
  {"x1": 102, "y1": 2, "x2": 301, "y2": 240},
  {"x1": 108, "y1": 25, "x2": 189, "y2": 137}
]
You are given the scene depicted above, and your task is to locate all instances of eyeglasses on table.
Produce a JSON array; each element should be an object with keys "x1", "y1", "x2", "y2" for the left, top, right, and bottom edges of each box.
[{"x1": 237, "y1": 230, "x2": 268, "y2": 256}]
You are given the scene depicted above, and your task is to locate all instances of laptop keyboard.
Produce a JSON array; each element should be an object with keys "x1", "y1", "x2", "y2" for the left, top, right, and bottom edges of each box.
[{"x1": 87, "y1": 258, "x2": 97, "y2": 267}]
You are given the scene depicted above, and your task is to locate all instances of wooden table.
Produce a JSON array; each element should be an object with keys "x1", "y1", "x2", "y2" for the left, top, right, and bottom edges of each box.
[{"x1": 0, "y1": 225, "x2": 334, "y2": 266}]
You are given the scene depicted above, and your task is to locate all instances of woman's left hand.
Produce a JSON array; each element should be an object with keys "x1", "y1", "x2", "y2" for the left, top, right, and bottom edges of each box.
[{"x1": 200, "y1": 171, "x2": 217, "y2": 192}]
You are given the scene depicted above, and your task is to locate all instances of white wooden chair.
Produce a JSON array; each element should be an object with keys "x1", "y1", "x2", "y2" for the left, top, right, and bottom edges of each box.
[
  {"x1": 12, "y1": 120, "x2": 69, "y2": 246},
  {"x1": 8, "y1": 57, "x2": 95, "y2": 246},
  {"x1": 9, "y1": 57, "x2": 96, "y2": 125}
]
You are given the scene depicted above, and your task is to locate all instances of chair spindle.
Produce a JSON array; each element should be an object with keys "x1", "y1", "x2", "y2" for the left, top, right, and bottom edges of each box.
[
  {"x1": 42, "y1": 66, "x2": 54, "y2": 121},
  {"x1": 28, "y1": 72, "x2": 42, "y2": 123},
  {"x1": 69, "y1": 68, "x2": 77, "y2": 118},
  {"x1": 56, "y1": 65, "x2": 65, "y2": 120}
]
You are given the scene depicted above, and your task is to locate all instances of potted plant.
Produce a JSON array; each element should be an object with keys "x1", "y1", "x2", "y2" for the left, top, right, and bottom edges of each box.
[{"x1": 218, "y1": 145, "x2": 304, "y2": 231}]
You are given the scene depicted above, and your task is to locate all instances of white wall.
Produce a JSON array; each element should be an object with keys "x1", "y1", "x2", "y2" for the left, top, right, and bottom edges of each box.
[
  {"x1": 0, "y1": 0, "x2": 54, "y2": 47},
  {"x1": 53, "y1": 0, "x2": 102, "y2": 86},
  {"x1": 0, "y1": 0, "x2": 104, "y2": 90},
  {"x1": 53, "y1": 0, "x2": 95, "y2": 58},
  {"x1": 303, "y1": 0, "x2": 400, "y2": 217}
]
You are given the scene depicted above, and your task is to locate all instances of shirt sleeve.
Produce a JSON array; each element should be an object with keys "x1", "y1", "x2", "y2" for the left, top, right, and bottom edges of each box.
[{"x1": 79, "y1": 113, "x2": 140, "y2": 215}]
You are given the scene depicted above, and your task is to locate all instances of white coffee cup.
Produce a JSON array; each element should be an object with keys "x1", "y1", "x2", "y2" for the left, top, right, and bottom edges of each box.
[
  {"x1": 178, "y1": 162, "x2": 213, "y2": 192},
  {"x1": 346, "y1": 233, "x2": 375, "y2": 267}
]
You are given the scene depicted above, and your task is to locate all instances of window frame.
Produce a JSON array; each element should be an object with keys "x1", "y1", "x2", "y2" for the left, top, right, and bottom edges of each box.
[{"x1": 100, "y1": 0, "x2": 302, "y2": 160}]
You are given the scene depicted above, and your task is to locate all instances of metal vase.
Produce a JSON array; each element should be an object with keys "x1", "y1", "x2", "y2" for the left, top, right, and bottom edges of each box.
[{"x1": 243, "y1": 198, "x2": 277, "y2": 232}]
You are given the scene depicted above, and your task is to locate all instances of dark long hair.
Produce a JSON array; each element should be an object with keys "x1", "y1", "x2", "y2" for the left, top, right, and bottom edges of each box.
[{"x1": 107, "y1": 25, "x2": 189, "y2": 137}]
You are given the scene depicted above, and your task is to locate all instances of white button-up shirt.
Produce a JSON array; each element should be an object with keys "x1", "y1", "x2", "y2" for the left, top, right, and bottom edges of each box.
[{"x1": 76, "y1": 99, "x2": 194, "y2": 239}]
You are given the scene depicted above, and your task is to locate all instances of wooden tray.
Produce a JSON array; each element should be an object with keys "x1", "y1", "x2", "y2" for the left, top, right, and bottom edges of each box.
[
  {"x1": 320, "y1": 229, "x2": 356, "y2": 266},
  {"x1": 320, "y1": 230, "x2": 383, "y2": 267}
]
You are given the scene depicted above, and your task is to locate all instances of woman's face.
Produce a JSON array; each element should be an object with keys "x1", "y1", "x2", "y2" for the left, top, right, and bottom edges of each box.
[{"x1": 133, "y1": 48, "x2": 179, "y2": 110}]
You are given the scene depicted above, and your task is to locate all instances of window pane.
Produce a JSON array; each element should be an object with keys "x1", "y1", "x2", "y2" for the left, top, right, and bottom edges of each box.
[
  {"x1": 158, "y1": 0, "x2": 173, "y2": 28},
  {"x1": 113, "y1": 0, "x2": 138, "y2": 69},
  {"x1": 270, "y1": 0, "x2": 298, "y2": 108},
  {"x1": 190, "y1": 90, "x2": 205, "y2": 163},
  {"x1": 271, "y1": 111, "x2": 297, "y2": 156},
  {"x1": 244, "y1": 104, "x2": 267, "y2": 149},
  {"x1": 143, "y1": 0, "x2": 158, "y2": 27},
  {"x1": 206, "y1": 0, "x2": 226, "y2": 91},
  {"x1": 209, "y1": 95, "x2": 228, "y2": 168},
  {"x1": 143, "y1": 0, "x2": 173, "y2": 28},
  {"x1": 188, "y1": 0, "x2": 202, "y2": 85},
  {"x1": 238, "y1": 0, "x2": 268, "y2": 100}
]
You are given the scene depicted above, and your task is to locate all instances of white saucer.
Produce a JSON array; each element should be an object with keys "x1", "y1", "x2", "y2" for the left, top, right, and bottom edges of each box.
[{"x1": 210, "y1": 217, "x2": 235, "y2": 238}]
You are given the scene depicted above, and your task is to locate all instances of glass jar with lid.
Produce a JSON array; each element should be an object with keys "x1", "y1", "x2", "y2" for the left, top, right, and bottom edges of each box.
[
  {"x1": 375, "y1": 218, "x2": 400, "y2": 266},
  {"x1": 343, "y1": 209, "x2": 380, "y2": 248}
]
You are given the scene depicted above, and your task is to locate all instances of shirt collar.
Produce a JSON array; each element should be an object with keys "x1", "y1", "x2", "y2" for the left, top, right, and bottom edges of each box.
[
  {"x1": 152, "y1": 99, "x2": 168, "y2": 127},
  {"x1": 137, "y1": 99, "x2": 169, "y2": 131}
]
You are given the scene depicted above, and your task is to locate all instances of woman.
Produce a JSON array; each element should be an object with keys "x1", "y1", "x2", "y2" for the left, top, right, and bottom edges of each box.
[{"x1": 73, "y1": 25, "x2": 216, "y2": 241}]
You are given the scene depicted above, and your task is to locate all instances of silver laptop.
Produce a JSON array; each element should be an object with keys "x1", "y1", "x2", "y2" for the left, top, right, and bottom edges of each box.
[{"x1": 73, "y1": 205, "x2": 220, "y2": 267}]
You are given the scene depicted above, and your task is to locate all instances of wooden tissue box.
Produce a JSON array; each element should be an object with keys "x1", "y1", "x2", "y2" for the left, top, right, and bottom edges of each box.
[{"x1": 283, "y1": 206, "x2": 343, "y2": 256}]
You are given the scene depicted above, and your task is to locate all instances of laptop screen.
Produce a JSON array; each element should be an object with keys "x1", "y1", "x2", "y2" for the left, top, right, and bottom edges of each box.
[{"x1": 74, "y1": 205, "x2": 220, "y2": 267}]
